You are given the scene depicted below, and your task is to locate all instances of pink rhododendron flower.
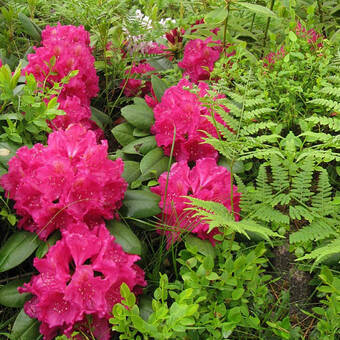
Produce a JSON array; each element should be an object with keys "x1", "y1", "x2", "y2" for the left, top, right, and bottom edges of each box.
[
  {"x1": 120, "y1": 62, "x2": 155, "y2": 97},
  {"x1": 296, "y1": 22, "x2": 323, "y2": 48},
  {"x1": 151, "y1": 158, "x2": 240, "y2": 248},
  {"x1": 19, "y1": 222, "x2": 146, "y2": 340},
  {"x1": 0, "y1": 125, "x2": 127, "y2": 239},
  {"x1": 263, "y1": 46, "x2": 285, "y2": 67},
  {"x1": 51, "y1": 96, "x2": 91, "y2": 130},
  {"x1": 151, "y1": 78, "x2": 229, "y2": 162},
  {"x1": 0, "y1": 59, "x2": 2, "y2": 67},
  {"x1": 178, "y1": 37, "x2": 222, "y2": 83},
  {"x1": 24, "y1": 23, "x2": 99, "y2": 105}
]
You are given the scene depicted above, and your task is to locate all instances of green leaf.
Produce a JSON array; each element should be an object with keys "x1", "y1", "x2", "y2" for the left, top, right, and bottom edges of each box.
[
  {"x1": 139, "y1": 296, "x2": 153, "y2": 321},
  {"x1": 35, "y1": 231, "x2": 60, "y2": 259},
  {"x1": 133, "y1": 128, "x2": 150, "y2": 137},
  {"x1": 185, "y1": 235, "x2": 216, "y2": 259},
  {"x1": 139, "y1": 148, "x2": 169, "y2": 181},
  {"x1": 122, "y1": 136, "x2": 157, "y2": 155},
  {"x1": 204, "y1": 7, "x2": 228, "y2": 24},
  {"x1": 0, "y1": 231, "x2": 40, "y2": 272},
  {"x1": 106, "y1": 220, "x2": 142, "y2": 255},
  {"x1": 238, "y1": 3, "x2": 277, "y2": 18},
  {"x1": 0, "y1": 279, "x2": 30, "y2": 308},
  {"x1": 122, "y1": 190, "x2": 161, "y2": 218},
  {"x1": 121, "y1": 104, "x2": 154, "y2": 130},
  {"x1": 151, "y1": 75, "x2": 168, "y2": 102},
  {"x1": 232, "y1": 287, "x2": 245, "y2": 300},
  {"x1": 18, "y1": 13, "x2": 41, "y2": 41},
  {"x1": 11, "y1": 308, "x2": 40, "y2": 340},
  {"x1": 91, "y1": 106, "x2": 112, "y2": 129},
  {"x1": 0, "y1": 141, "x2": 19, "y2": 169},
  {"x1": 122, "y1": 161, "x2": 142, "y2": 184},
  {"x1": 289, "y1": 31, "x2": 297, "y2": 42},
  {"x1": 112, "y1": 123, "x2": 136, "y2": 146}
]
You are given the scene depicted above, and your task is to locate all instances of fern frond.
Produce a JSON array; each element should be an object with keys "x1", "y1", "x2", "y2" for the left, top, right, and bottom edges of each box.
[
  {"x1": 253, "y1": 205, "x2": 289, "y2": 224},
  {"x1": 270, "y1": 155, "x2": 290, "y2": 193},
  {"x1": 290, "y1": 219, "x2": 337, "y2": 244},
  {"x1": 305, "y1": 116, "x2": 340, "y2": 132},
  {"x1": 290, "y1": 157, "x2": 314, "y2": 204},
  {"x1": 289, "y1": 205, "x2": 315, "y2": 222},
  {"x1": 297, "y1": 238, "x2": 340, "y2": 270},
  {"x1": 185, "y1": 197, "x2": 281, "y2": 244},
  {"x1": 308, "y1": 98, "x2": 340, "y2": 112},
  {"x1": 241, "y1": 122, "x2": 277, "y2": 135},
  {"x1": 311, "y1": 169, "x2": 333, "y2": 216},
  {"x1": 244, "y1": 107, "x2": 275, "y2": 120},
  {"x1": 256, "y1": 165, "x2": 272, "y2": 202},
  {"x1": 319, "y1": 86, "x2": 340, "y2": 99}
]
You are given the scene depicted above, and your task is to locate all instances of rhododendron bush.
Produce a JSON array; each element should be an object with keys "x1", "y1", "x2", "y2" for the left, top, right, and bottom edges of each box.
[{"x1": 0, "y1": 4, "x2": 337, "y2": 339}]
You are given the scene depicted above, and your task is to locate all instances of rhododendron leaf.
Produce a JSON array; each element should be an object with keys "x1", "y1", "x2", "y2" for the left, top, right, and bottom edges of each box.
[
  {"x1": 122, "y1": 136, "x2": 157, "y2": 155},
  {"x1": 121, "y1": 104, "x2": 154, "y2": 130},
  {"x1": 91, "y1": 106, "x2": 112, "y2": 129},
  {"x1": 112, "y1": 122, "x2": 136, "y2": 146},
  {"x1": 139, "y1": 148, "x2": 170, "y2": 182},
  {"x1": 18, "y1": 13, "x2": 41, "y2": 41},
  {"x1": 107, "y1": 220, "x2": 142, "y2": 255},
  {"x1": 11, "y1": 307, "x2": 40, "y2": 340},
  {"x1": 237, "y1": 3, "x2": 278, "y2": 18},
  {"x1": 35, "y1": 231, "x2": 61, "y2": 259},
  {"x1": 148, "y1": 57, "x2": 173, "y2": 71},
  {"x1": 204, "y1": 7, "x2": 228, "y2": 24},
  {"x1": 0, "y1": 231, "x2": 40, "y2": 272},
  {"x1": 151, "y1": 75, "x2": 167, "y2": 102},
  {"x1": 185, "y1": 235, "x2": 216, "y2": 259},
  {"x1": 122, "y1": 190, "x2": 161, "y2": 218},
  {"x1": 0, "y1": 141, "x2": 19, "y2": 169},
  {"x1": 0, "y1": 278, "x2": 30, "y2": 307},
  {"x1": 123, "y1": 161, "x2": 142, "y2": 184},
  {"x1": 133, "y1": 128, "x2": 150, "y2": 137}
]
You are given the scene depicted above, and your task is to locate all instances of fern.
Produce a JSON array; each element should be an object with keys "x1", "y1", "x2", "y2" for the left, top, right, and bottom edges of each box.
[
  {"x1": 311, "y1": 169, "x2": 333, "y2": 216},
  {"x1": 185, "y1": 197, "x2": 281, "y2": 245},
  {"x1": 290, "y1": 219, "x2": 338, "y2": 244},
  {"x1": 297, "y1": 238, "x2": 340, "y2": 270}
]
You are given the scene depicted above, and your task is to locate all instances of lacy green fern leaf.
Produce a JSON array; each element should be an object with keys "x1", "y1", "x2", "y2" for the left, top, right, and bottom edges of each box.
[
  {"x1": 290, "y1": 219, "x2": 337, "y2": 244},
  {"x1": 311, "y1": 169, "x2": 333, "y2": 216}
]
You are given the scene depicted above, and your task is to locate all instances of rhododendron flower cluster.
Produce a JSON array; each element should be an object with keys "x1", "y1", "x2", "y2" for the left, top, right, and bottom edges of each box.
[
  {"x1": 151, "y1": 158, "x2": 240, "y2": 247},
  {"x1": 120, "y1": 62, "x2": 155, "y2": 97},
  {"x1": 296, "y1": 22, "x2": 323, "y2": 48},
  {"x1": 24, "y1": 23, "x2": 98, "y2": 105},
  {"x1": 151, "y1": 78, "x2": 229, "y2": 162},
  {"x1": 23, "y1": 24, "x2": 101, "y2": 135},
  {"x1": 0, "y1": 125, "x2": 127, "y2": 240},
  {"x1": 264, "y1": 46, "x2": 286, "y2": 67},
  {"x1": 19, "y1": 222, "x2": 146, "y2": 340},
  {"x1": 178, "y1": 37, "x2": 222, "y2": 83}
]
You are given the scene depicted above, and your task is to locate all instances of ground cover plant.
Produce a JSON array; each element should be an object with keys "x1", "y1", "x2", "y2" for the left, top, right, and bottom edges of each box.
[{"x1": 0, "y1": 0, "x2": 339, "y2": 339}]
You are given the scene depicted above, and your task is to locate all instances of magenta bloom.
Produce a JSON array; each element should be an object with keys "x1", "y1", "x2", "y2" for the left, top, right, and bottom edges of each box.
[
  {"x1": 121, "y1": 62, "x2": 155, "y2": 97},
  {"x1": 151, "y1": 158, "x2": 241, "y2": 248},
  {"x1": 24, "y1": 23, "x2": 99, "y2": 105},
  {"x1": 19, "y1": 222, "x2": 146, "y2": 340},
  {"x1": 296, "y1": 22, "x2": 323, "y2": 48},
  {"x1": 0, "y1": 125, "x2": 127, "y2": 239},
  {"x1": 263, "y1": 46, "x2": 286, "y2": 67},
  {"x1": 151, "y1": 78, "x2": 229, "y2": 162},
  {"x1": 178, "y1": 37, "x2": 222, "y2": 83}
]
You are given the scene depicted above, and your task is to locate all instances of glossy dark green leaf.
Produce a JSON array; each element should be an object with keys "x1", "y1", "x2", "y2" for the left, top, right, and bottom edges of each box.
[
  {"x1": 112, "y1": 122, "x2": 136, "y2": 146},
  {"x1": 151, "y1": 75, "x2": 168, "y2": 102},
  {"x1": 107, "y1": 220, "x2": 142, "y2": 255},
  {"x1": 35, "y1": 231, "x2": 61, "y2": 259},
  {"x1": 122, "y1": 161, "x2": 142, "y2": 184},
  {"x1": 18, "y1": 13, "x2": 41, "y2": 41},
  {"x1": 122, "y1": 190, "x2": 161, "y2": 218},
  {"x1": 139, "y1": 148, "x2": 169, "y2": 181},
  {"x1": 91, "y1": 106, "x2": 112, "y2": 129},
  {"x1": 122, "y1": 136, "x2": 157, "y2": 155},
  {"x1": 121, "y1": 104, "x2": 154, "y2": 130},
  {"x1": 0, "y1": 279, "x2": 30, "y2": 308},
  {"x1": 11, "y1": 308, "x2": 40, "y2": 340},
  {"x1": 0, "y1": 231, "x2": 40, "y2": 272}
]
